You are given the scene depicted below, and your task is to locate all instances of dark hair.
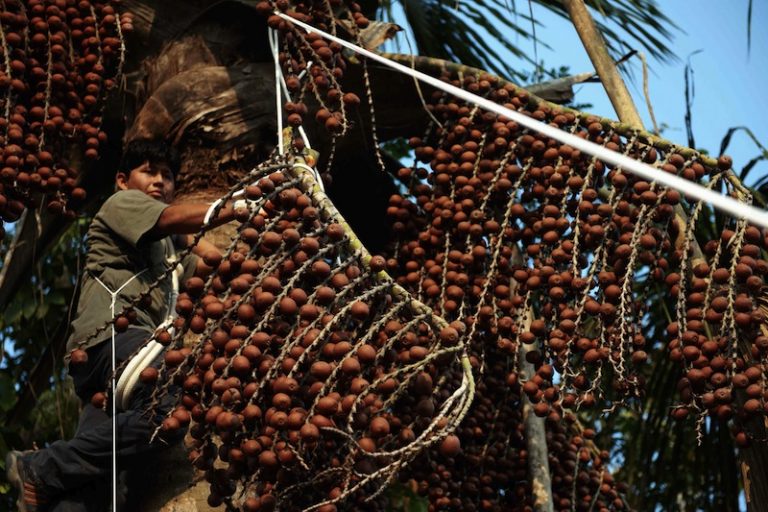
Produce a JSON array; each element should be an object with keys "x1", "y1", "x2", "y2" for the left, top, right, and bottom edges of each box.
[{"x1": 118, "y1": 139, "x2": 181, "y2": 178}]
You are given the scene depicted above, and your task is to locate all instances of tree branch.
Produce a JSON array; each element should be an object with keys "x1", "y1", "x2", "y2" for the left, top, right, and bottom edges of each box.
[{"x1": 562, "y1": 0, "x2": 644, "y2": 128}]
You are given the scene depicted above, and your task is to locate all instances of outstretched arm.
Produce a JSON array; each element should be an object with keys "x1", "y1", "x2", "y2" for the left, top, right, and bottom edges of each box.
[
  {"x1": 150, "y1": 201, "x2": 237, "y2": 236},
  {"x1": 147, "y1": 199, "x2": 257, "y2": 276}
]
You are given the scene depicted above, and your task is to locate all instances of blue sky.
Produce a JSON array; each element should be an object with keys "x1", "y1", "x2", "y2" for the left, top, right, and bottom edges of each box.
[
  {"x1": 384, "y1": 1, "x2": 767, "y2": 187},
  {"x1": 535, "y1": 1, "x2": 768, "y2": 185}
]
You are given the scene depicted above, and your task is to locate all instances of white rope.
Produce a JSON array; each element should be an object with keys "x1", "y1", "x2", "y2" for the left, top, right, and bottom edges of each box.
[
  {"x1": 90, "y1": 268, "x2": 148, "y2": 511},
  {"x1": 274, "y1": 11, "x2": 768, "y2": 230},
  {"x1": 203, "y1": 196, "x2": 227, "y2": 226},
  {"x1": 269, "y1": 28, "x2": 285, "y2": 155},
  {"x1": 204, "y1": 31, "x2": 332, "y2": 228},
  {"x1": 114, "y1": 339, "x2": 164, "y2": 409},
  {"x1": 163, "y1": 238, "x2": 181, "y2": 321},
  {"x1": 90, "y1": 238, "x2": 186, "y2": 509},
  {"x1": 268, "y1": 27, "x2": 325, "y2": 191},
  {"x1": 201, "y1": 29, "x2": 328, "y2": 228},
  {"x1": 277, "y1": 62, "x2": 312, "y2": 152}
]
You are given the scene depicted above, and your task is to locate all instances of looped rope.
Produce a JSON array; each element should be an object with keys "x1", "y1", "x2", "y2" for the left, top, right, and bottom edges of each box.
[
  {"x1": 269, "y1": 26, "x2": 324, "y2": 191},
  {"x1": 114, "y1": 240, "x2": 183, "y2": 410}
]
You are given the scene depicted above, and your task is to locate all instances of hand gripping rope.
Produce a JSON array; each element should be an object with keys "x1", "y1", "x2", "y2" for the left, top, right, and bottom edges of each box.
[
  {"x1": 273, "y1": 10, "x2": 768, "y2": 230},
  {"x1": 115, "y1": 192, "x2": 272, "y2": 414}
]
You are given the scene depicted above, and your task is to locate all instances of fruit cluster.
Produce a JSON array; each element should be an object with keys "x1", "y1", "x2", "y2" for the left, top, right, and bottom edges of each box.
[
  {"x1": 0, "y1": 0, "x2": 127, "y2": 226},
  {"x1": 405, "y1": 410, "x2": 625, "y2": 511},
  {"x1": 665, "y1": 218, "x2": 768, "y2": 447},
  {"x1": 108, "y1": 161, "x2": 472, "y2": 511},
  {"x1": 386, "y1": 72, "x2": 663, "y2": 416},
  {"x1": 380, "y1": 67, "x2": 766, "y2": 509},
  {"x1": 255, "y1": 0, "x2": 365, "y2": 180}
]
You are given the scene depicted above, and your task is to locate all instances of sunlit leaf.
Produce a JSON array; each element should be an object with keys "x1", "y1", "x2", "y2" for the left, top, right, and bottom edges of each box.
[
  {"x1": 47, "y1": 292, "x2": 67, "y2": 306},
  {"x1": 4, "y1": 300, "x2": 23, "y2": 326},
  {"x1": 35, "y1": 302, "x2": 49, "y2": 320}
]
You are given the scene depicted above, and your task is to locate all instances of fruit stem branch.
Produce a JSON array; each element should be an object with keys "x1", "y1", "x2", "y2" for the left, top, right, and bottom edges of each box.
[
  {"x1": 519, "y1": 311, "x2": 555, "y2": 512},
  {"x1": 562, "y1": 0, "x2": 644, "y2": 128},
  {"x1": 511, "y1": 246, "x2": 555, "y2": 512}
]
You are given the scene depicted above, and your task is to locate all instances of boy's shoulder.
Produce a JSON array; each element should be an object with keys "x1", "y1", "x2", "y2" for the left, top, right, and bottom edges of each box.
[{"x1": 102, "y1": 189, "x2": 154, "y2": 207}]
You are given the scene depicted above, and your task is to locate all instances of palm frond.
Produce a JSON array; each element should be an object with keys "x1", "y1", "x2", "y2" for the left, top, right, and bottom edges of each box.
[{"x1": 377, "y1": 0, "x2": 678, "y2": 82}]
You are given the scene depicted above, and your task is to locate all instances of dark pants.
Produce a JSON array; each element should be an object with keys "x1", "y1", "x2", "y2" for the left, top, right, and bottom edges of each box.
[{"x1": 27, "y1": 328, "x2": 180, "y2": 511}]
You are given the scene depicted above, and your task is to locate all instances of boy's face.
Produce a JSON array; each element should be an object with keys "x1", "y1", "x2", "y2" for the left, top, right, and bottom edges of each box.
[{"x1": 116, "y1": 160, "x2": 175, "y2": 204}]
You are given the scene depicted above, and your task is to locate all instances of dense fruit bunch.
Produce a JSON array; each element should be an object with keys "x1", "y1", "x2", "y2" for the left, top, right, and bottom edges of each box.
[
  {"x1": 254, "y1": 0, "x2": 367, "y2": 180},
  {"x1": 387, "y1": 73, "x2": 685, "y2": 410},
  {"x1": 665, "y1": 219, "x2": 768, "y2": 447},
  {"x1": 64, "y1": 2, "x2": 766, "y2": 508},
  {"x1": 380, "y1": 66, "x2": 767, "y2": 509},
  {"x1": 110, "y1": 161, "x2": 472, "y2": 511},
  {"x1": 0, "y1": 0, "x2": 127, "y2": 226}
]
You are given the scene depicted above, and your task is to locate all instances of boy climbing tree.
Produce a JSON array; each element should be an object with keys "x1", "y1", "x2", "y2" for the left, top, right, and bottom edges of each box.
[{"x1": 6, "y1": 139, "x2": 239, "y2": 512}]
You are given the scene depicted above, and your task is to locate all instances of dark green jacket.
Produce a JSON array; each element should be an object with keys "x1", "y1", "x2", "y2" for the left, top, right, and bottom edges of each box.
[{"x1": 66, "y1": 189, "x2": 197, "y2": 360}]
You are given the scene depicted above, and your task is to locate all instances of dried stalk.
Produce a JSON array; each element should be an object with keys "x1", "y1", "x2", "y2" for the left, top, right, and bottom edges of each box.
[
  {"x1": 511, "y1": 247, "x2": 554, "y2": 512},
  {"x1": 562, "y1": 0, "x2": 644, "y2": 128}
]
